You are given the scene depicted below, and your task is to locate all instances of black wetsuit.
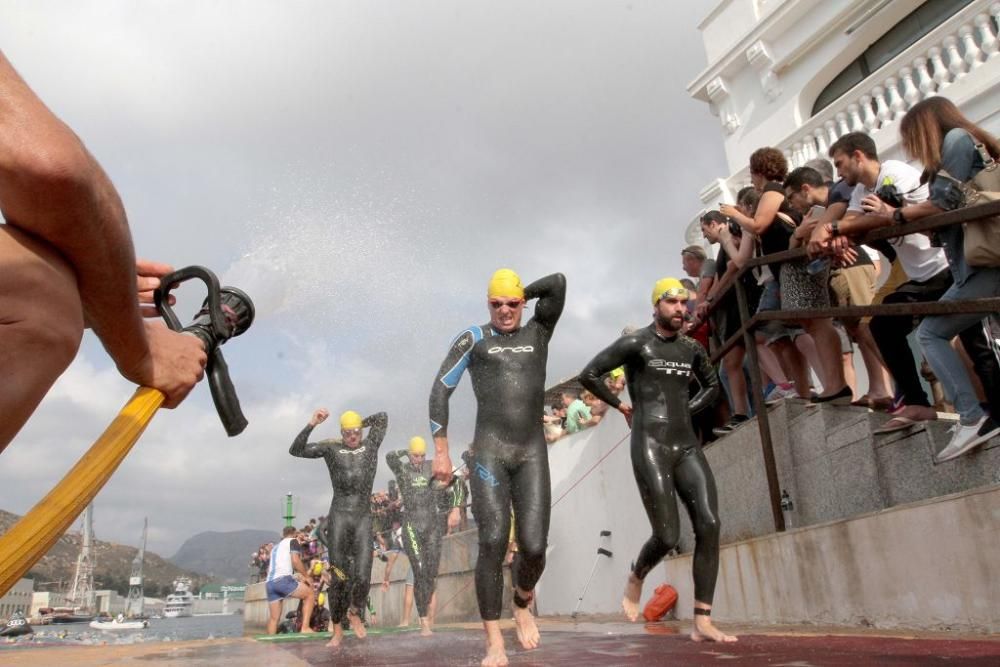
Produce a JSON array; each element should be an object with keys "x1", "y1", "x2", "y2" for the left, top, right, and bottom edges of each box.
[
  {"x1": 386, "y1": 449, "x2": 464, "y2": 617},
  {"x1": 290, "y1": 412, "x2": 387, "y2": 623},
  {"x1": 580, "y1": 326, "x2": 722, "y2": 605},
  {"x1": 429, "y1": 273, "x2": 566, "y2": 621}
]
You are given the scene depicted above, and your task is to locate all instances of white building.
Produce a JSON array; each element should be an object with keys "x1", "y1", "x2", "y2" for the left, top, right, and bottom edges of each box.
[
  {"x1": 0, "y1": 579, "x2": 33, "y2": 621},
  {"x1": 684, "y1": 0, "x2": 1000, "y2": 244}
]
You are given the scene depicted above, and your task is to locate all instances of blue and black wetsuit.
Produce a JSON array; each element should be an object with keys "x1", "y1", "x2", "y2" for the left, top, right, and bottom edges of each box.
[
  {"x1": 429, "y1": 273, "x2": 566, "y2": 621},
  {"x1": 386, "y1": 449, "x2": 464, "y2": 618},
  {"x1": 290, "y1": 412, "x2": 387, "y2": 624},
  {"x1": 580, "y1": 326, "x2": 722, "y2": 605}
]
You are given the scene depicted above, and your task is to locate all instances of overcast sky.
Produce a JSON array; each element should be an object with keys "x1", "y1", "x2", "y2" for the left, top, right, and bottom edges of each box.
[{"x1": 0, "y1": 0, "x2": 727, "y2": 558}]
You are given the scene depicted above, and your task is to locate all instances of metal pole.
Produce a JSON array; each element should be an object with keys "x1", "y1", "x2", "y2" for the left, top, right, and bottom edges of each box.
[{"x1": 734, "y1": 279, "x2": 785, "y2": 532}]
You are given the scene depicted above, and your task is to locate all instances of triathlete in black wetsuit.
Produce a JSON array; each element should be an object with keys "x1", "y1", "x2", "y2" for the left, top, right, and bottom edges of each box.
[
  {"x1": 580, "y1": 277, "x2": 737, "y2": 644},
  {"x1": 385, "y1": 436, "x2": 464, "y2": 636},
  {"x1": 429, "y1": 268, "x2": 565, "y2": 667},
  {"x1": 289, "y1": 408, "x2": 388, "y2": 648}
]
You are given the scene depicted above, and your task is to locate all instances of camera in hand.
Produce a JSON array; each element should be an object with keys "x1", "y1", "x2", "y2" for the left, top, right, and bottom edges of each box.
[{"x1": 875, "y1": 183, "x2": 904, "y2": 209}]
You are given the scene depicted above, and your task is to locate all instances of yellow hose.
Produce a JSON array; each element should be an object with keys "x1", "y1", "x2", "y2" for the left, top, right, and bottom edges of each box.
[{"x1": 0, "y1": 387, "x2": 164, "y2": 597}]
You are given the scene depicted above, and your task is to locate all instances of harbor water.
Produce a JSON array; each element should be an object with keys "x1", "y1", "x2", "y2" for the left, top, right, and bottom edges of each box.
[{"x1": 1, "y1": 614, "x2": 244, "y2": 649}]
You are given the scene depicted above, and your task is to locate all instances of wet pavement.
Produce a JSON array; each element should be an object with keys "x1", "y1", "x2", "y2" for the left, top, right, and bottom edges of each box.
[{"x1": 1, "y1": 619, "x2": 997, "y2": 666}]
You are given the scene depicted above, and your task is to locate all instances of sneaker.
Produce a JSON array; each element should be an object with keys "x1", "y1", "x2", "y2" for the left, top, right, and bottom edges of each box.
[
  {"x1": 810, "y1": 385, "x2": 854, "y2": 406},
  {"x1": 712, "y1": 414, "x2": 750, "y2": 437},
  {"x1": 765, "y1": 383, "x2": 798, "y2": 405},
  {"x1": 934, "y1": 416, "x2": 1000, "y2": 463}
]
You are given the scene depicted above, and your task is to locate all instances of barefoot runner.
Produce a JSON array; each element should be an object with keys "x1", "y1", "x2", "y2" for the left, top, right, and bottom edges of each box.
[{"x1": 579, "y1": 278, "x2": 736, "y2": 643}]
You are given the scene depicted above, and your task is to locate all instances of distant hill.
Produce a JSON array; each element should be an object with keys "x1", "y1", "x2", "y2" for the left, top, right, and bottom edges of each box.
[
  {"x1": 169, "y1": 529, "x2": 279, "y2": 583},
  {"x1": 0, "y1": 509, "x2": 208, "y2": 598}
]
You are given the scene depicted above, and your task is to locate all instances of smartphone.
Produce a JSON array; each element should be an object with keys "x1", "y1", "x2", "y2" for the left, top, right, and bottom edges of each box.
[{"x1": 808, "y1": 205, "x2": 826, "y2": 219}]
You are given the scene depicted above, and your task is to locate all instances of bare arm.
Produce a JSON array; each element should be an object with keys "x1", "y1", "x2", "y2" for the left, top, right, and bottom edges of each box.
[{"x1": 0, "y1": 52, "x2": 205, "y2": 406}]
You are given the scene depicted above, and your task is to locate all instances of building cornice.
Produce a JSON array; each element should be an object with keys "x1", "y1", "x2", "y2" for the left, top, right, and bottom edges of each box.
[{"x1": 687, "y1": 0, "x2": 890, "y2": 102}]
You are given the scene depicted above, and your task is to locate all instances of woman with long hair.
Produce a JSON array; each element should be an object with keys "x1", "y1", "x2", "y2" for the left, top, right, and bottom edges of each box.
[{"x1": 891, "y1": 96, "x2": 1000, "y2": 461}]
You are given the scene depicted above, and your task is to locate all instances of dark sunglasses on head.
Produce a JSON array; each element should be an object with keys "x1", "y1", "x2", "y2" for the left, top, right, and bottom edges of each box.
[{"x1": 489, "y1": 299, "x2": 524, "y2": 310}]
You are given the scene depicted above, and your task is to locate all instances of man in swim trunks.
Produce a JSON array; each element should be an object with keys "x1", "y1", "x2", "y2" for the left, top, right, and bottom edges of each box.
[
  {"x1": 385, "y1": 435, "x2": 463, "y2": 636},
  {"x1": 265, "y1": 525, "x2": 315, "y2": 635},
  {"x1": 429, "y1": 268, "x2": 566, "y2": 666},
  {"x1": 290, "y1": 408, "x2": 388, "y2": 648},
  {"x1": 579, "y1": 277, "x2": 737, "y2": 644}
]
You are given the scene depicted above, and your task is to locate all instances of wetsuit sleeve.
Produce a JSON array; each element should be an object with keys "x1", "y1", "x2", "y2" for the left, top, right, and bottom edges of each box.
[
  {"x1": 687, "y1": 339, "x2": 720, "y2": 416},
  {"x1": 386, "y1": 449, "x2": 408, "y2": 476},
  {"x1": 525, "y1": 272, "x2": 566, "y2": 334},
  {"x1": 579, "y1": 335, "x2": 640, "y2": 410},
  {"x1": 289, "y1": 424, "x2": 336, "y2": 458},
  {"x1": 363, "y1": 412, "x2": 389, "y2": 451},
  {"x1": 429, "y1": 328, "x2": 479, "y2": 437}
]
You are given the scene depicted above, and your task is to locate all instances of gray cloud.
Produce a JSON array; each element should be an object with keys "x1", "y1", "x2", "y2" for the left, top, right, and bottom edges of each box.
[{"x1": 0, "y1": 0, "x2": 726, "y2": 556}]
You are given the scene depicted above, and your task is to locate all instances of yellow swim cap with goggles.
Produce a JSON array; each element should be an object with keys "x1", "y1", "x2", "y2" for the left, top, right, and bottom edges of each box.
[
  {"x1": 651, "y1": 277, "x2": 689, "y2": 306},
  {"x1": 340, "y1": 410, "x2": 363, "y2": 430},
  {"x1": 408, "y1": 436, "x2": 427, "y2": 456},
  {"x1": 488, "y1": 268, "x2": 525, "y2": 299}
]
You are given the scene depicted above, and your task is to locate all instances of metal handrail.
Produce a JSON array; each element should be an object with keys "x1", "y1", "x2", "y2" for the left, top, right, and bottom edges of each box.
[{"x1": 695, "y1": 199, "x2": 1000, "y2": 533}]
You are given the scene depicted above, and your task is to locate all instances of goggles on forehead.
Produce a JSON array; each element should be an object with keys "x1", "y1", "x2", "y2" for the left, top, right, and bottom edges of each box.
[{"x1": 656, "y1": 287, "x2": 690, "y2": 302}]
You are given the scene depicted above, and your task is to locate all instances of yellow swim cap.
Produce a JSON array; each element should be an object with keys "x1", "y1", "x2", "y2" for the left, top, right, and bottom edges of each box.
[
  {"x1": 488, "y1": 268, "x2": 525, "y2": 299},
  {"x1": 610, "y1": 366, "x2": 625, "y2": 379},
  {"x1": 651, "y1": 277, "x2": 689, "y2": 305},
  {"x1": 340, "y1": 410, "x2": 363, "y2": 430},
  {"x1": 409, "y1": 436, "x2": 427, "y2": 455}
]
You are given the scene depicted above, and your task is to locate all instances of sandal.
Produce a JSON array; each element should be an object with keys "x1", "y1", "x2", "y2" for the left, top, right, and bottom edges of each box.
[{"x1": 874, "y1": 416, "x2": 917, "y2": 434}]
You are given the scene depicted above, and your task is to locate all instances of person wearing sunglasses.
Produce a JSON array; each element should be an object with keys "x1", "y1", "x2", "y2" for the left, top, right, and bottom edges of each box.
[
  {"x1": 579, "y1": 277, "x2": 736, "y2": 644},
  {"x1": 289, "y1": 407, "x2": 388, "y2": 649},
  {"x1": 428, "y1": 267, "x2": 565, "y2": 667}
]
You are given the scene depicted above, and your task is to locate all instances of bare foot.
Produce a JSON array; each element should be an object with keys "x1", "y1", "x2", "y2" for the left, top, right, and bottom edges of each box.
[
  {"x1": 325, "y1": 626, "x2": 343, "y2": 648},
  {"x1": 347, "y1": 610, "x2": 367, "y2": 640},
  {"x1": 690, "y1": 615, "x2": 738, "y2": 643},
  {"x1": 481, "y1": 637, "x2": 509, "y2": 666},
  {"x1": 513, "y1": 605, "x2": 540, "y2": 649},
  {"x1": 622, "y1": 572, "x2": 643, "y2": 622},
  {"x1": 300, "y1": 625, "x2": 316, "y2": 634},
  {"x1": 419, "y1": 617, "x2": 433, "y2": 637}
]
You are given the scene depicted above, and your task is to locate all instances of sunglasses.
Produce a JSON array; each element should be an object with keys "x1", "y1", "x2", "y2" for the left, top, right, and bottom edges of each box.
[{"x1": 489, "y1": 299, "x2": 524, "y2": 310}]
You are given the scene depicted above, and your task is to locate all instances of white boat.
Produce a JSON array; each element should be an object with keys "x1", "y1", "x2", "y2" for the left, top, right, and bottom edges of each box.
[
  {"x1": 162, "y1": 578, "x2": 194, "y2": 618},
  {"x1": 89, "y1": 614, "x2": 148, "y2": 631}
]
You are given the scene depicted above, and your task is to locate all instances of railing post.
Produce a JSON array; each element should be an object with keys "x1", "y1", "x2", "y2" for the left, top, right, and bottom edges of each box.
[{"x1": 734, "y1": 279, "x2": 785, "y2": 532}]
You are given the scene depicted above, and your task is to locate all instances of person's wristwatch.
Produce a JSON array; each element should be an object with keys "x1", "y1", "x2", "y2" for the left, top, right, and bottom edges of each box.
[
  {"x1": 830, "y1": 220, "x2": 840, "y2": 237},
  {"x1": 892, "y1": 208, "x2": 905, "y2": 224}
]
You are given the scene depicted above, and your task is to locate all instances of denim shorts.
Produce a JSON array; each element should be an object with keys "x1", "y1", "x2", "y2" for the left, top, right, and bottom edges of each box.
[
  {"x1": 755, "y1": 279, "x2": 803, "y2": 345},
  {"x1": 266, "y1": 574, "x2": 299, "y2": 602}
]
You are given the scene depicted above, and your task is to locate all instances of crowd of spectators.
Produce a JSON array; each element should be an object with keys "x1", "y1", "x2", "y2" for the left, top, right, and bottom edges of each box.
[
  {"x1": 687, "y1": 96, "x2": 1000, "y2": 462},
  {"x1": 542, "y1": 376, "x2": 624, "y2": 444}
]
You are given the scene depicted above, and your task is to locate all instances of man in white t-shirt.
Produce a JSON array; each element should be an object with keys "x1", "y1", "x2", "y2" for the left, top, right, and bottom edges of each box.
[
  {"x1": 266, "y1": 525, "x2": 316, "y2": 634},
  {"x1": 807, "y1": 132, "x2": 994, "y2": 435}
]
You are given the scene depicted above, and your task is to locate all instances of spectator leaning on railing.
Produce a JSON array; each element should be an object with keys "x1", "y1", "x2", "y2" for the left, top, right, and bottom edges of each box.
[
  {"x1": 723, "y1": 147, "x2": 850, "y2": 404},
  {"x1": 808, "y1": 106, "x2": 1000, "y2": 461},
  {"x1": 784, "y1": 165, "x2": 894, "y2": 410}
]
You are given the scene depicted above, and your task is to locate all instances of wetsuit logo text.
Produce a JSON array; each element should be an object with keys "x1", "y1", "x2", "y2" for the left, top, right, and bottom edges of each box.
[
  {"x1": 474, "y1": 462, "x2": 500, "y2": 487},
  {"x1": 648, "y1": 359, "x2": 691, "y2": 376},
  {"x1": 338, "y1": 446, "x2": 367, "y2": 455},
  {"x1": 487, "y1": 345, "x2": 534, "y2": 354}
]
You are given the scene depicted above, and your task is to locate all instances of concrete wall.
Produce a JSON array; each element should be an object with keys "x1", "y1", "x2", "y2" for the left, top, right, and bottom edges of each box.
[
  {"x1": 665, "y1": 485, "x2": 1000, "y2": 632},
  {"x1": 0, "y1": 579, "x2": 33, "y2": 621}
]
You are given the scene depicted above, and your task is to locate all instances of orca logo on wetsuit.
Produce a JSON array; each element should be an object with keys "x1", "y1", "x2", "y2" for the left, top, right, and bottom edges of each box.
[
  {"x1": 474, "y1": 462, "x2": 500, "y2": 487},
  {"x1": 338, "y1": 446, "x2": 367, "y2": 455},
  {"x1": 648, "y1": 359, "x2": 692, "y2": 377},
  {"x1": 487, "y1": 345, "x2": 535, "y2": 354}
]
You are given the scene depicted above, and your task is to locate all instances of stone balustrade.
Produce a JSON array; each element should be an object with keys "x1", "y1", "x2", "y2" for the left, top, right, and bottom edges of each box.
[{"x1": 782, "y1": 0, "x2": 1000, "y2": 170}]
